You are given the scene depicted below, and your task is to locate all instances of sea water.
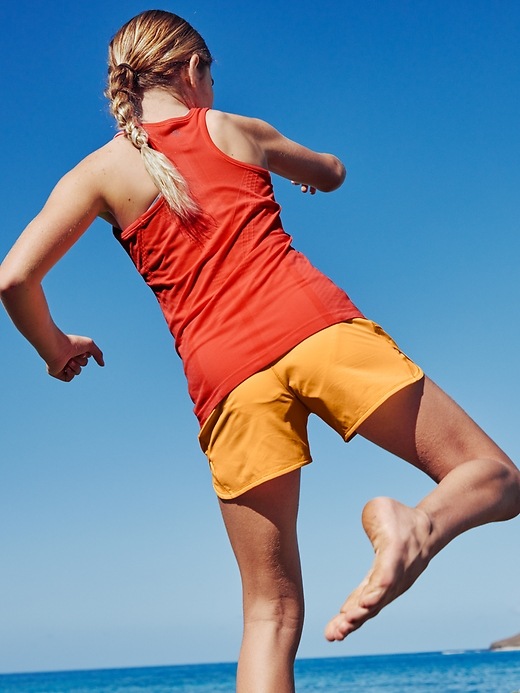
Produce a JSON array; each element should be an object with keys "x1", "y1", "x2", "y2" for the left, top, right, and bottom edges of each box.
[{"x1": 1, "y1": 650, "x2": 519, "y2": 692}]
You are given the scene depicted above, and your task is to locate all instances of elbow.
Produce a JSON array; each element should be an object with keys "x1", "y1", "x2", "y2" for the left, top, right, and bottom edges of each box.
[
  {"x1": 0, "y1": 268, "x2": 12, "y2": 299},
  {"x1": 0, "y1": 267, "x2": 30, "y2": 301},
  {"x1": 320, "y1": 156, "x2": 346, "y2": 192}
]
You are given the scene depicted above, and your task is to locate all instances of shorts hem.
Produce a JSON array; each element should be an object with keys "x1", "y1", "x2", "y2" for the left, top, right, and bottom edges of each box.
[
  {"x1": 344, "y1": 368, "x2": 425, "y2": 442},
  {"x1": 214, "y1": 457, "x2": 312, "y2": 500}
]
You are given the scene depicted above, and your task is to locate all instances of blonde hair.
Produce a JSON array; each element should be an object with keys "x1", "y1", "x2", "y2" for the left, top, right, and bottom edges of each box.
[{"x1": 105, "y1": 10, "x2": 213, "y2": 223}]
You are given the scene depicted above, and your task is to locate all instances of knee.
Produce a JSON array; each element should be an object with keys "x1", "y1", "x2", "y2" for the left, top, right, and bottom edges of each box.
[
  {"x1": 507, "y1": 464, "x2": 520, "y2": 519},
  {"x1": 244, "y1": 593, "x2": 305, "y2": 637},
  {"x1": 493, "y1": 457, "x2": 520, "y2": 520}
]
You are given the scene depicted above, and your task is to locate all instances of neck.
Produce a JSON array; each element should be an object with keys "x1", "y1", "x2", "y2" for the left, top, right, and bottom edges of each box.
[{"x1": 141, "y1": 87, "x2": 190, "y2": 122}]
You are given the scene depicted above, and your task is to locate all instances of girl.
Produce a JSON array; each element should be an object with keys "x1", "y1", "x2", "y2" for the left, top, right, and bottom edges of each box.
[{"x1": 0, "y1": 10, "x2": 518, "y2": 693}]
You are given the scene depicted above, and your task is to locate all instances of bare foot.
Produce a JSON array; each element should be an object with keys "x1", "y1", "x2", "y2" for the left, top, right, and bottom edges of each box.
[{"x1": 324, "y1": 497, "x2": 433, "y2": 641}]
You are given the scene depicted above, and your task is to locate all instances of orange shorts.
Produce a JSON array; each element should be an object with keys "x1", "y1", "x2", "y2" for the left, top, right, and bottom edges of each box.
[{"x1": 198, "y1": 319, "x2": 423, "y2": 499}]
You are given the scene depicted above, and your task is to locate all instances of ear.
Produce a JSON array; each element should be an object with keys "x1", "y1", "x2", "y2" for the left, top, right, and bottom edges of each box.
[{"x1": 186, "y1": 54, "x2": 202, "y2": 86}]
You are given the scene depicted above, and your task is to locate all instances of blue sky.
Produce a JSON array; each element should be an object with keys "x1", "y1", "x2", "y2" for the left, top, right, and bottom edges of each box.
[{"x1": 1, "y1": 0, "x2": 519, "y2": 675}]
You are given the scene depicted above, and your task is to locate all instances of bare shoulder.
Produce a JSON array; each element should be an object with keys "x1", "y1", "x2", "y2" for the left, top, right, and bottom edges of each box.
[
  {"x1": 39, "y1": 143, "x2": 118, "y2": 211},
  {"x1": 206, "y1": 109, "x2": 266, "y2": 128},
  {"x1": 78, "y1": 136, "x2": 158, "y2": 228},
  {"x1": 206, "y1": 109, "x2": 275, "y2": 139},
  {"x1": 204, "y1": 110, "x2": 269, "y2": 168},
  {"x1": 79, "y1": 135, "x2": 140, "y2": 176}
]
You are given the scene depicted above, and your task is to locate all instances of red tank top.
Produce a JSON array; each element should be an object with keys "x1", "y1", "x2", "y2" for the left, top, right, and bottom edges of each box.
[{"x1": 113, "y1": 108, "x2": 363, "y2": 425}]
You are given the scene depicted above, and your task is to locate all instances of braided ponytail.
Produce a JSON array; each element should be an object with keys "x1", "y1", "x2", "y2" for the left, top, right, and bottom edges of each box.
[{"x1": 105, "y1": 11, "x2": 213, "y2": 224}]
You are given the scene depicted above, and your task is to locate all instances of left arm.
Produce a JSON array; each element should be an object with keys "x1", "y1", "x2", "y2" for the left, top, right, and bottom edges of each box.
[
  {"x1": 206, "y1": 111, "x2": 346, "y2": 194},
  {"x1": 240, "y1": 116, "x2": 346, "y2": 192},
  {"x1": 264, "y1": 129, "x2": 346, "y2": 194}
]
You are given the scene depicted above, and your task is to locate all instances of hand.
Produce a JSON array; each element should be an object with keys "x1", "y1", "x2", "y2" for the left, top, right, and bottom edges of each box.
[
  {"x1": 291, "y1": 181, "x2": 317, "y2": 195},
  {"x1": 46, "y1": 334, "x2": 105, "y2": 382}
]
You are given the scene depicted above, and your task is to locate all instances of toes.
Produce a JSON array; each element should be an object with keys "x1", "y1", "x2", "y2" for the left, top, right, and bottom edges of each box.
[
  {"x1": 324, "y1": 604, "x2": 372, "y2": 641},
  {"x1": 325, "y1": 499, "x2": 433, "y2": 644},
  {"x1": 358, "y1": 586, "x2": 387, "y2": 610},
  {"x1": 324, "y1": 615, "x2": 350, "y2": 641}
]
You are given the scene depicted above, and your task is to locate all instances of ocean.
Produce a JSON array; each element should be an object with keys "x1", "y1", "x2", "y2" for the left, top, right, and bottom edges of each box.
[{"x1": 1, "y1": 650, "x2": 519, "y2": 692}]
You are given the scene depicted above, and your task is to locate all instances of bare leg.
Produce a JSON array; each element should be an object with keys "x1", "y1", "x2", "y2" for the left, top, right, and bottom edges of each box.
[
  {"x1": 219, "y1": 470, "x2": 304, "y2": 693},
  {"x1": 325, "y1": 376, "x2": 520, "y2": 641}
]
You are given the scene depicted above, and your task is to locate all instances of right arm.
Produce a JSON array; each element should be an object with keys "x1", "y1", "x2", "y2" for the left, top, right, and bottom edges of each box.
[{"x1": 0, "y1": 155, "x2": 107, "y2": 379}]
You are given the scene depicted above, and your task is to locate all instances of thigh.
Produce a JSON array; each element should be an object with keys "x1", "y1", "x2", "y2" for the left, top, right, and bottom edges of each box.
[
  {"x1": 219, "y1": 470, "x2": 304, "y2": 608},
  {"x1": 199, "y1": 365, "x2": 311, "y2": 499},
  {"x1": 357, "y1": 375, "x2": 514, "y2": 482},
  {"x1": 280, "y1": 319, "x2": 423, "y2": 442}
]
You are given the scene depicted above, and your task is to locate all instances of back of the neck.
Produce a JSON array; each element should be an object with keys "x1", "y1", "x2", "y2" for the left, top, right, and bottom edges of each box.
[{"x1": 141, "y1": 88, "x2": 190, "y2": 123}]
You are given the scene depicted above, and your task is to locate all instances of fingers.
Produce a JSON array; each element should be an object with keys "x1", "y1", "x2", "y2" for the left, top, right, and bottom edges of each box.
[
  {"x1": 61, "y1": 365, "x2": 73, "y2": 381},
  {"x1": 291, "y1": 181, "x2": 317, "y2": 195},
  {"x1": 88, "y1": 342, "x2": 105, "y2": 367},
  {"x1": 56, "y1": 344, "x2": 105, "y2": 382},
  {"x1": 61, "y1": 354, "x2": 88, "y2": 381}
]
